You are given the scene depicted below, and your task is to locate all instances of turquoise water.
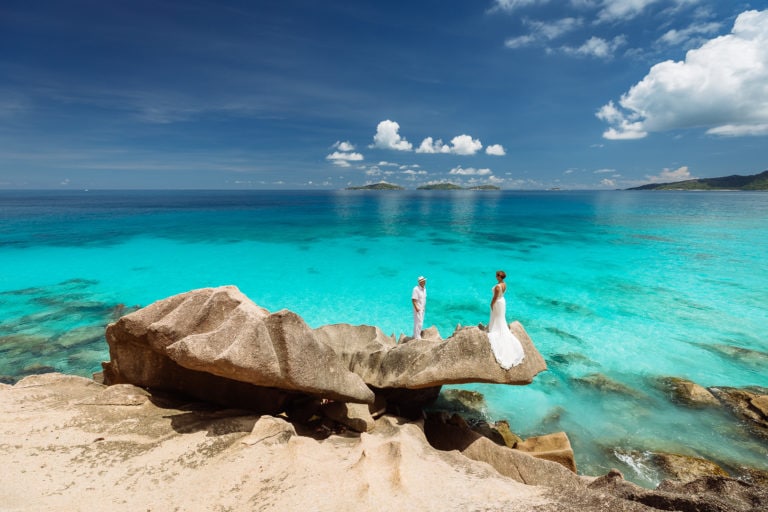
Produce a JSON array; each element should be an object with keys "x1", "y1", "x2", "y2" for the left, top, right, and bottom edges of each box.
[{"x1": 1, "y1": 189, "x2": 767, "y2": 485}]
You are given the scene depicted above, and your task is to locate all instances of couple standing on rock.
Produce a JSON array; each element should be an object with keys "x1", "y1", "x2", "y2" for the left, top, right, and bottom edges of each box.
[{"x1": 411, "y1": 271, "x2": 525, "y2": 369}]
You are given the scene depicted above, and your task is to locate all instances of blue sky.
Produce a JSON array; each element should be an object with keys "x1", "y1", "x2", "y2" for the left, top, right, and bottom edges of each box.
[{"x1": 1, "y1": 0, "x2": 766, "y2": 190}]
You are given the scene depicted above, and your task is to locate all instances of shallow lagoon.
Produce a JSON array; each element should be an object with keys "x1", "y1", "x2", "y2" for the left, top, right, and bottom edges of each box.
[{"x1": 1, "y1": 189, "x2": 767, "y2": 486}]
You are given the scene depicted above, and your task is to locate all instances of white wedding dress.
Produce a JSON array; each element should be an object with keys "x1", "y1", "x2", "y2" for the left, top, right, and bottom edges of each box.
[{"x1": 487, "y1": 286, "x2": 525, "y2": 369}]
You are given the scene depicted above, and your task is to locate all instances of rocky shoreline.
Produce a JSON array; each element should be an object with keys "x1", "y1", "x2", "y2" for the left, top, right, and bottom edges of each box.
[{"x1": 1, "y1": 285, "x2": 767, "y2": 511}]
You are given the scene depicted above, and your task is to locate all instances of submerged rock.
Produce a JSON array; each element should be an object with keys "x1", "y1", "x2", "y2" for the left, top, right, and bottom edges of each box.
[
  {"x1": 571, "y1": 372, "x2": 647, "y2": 399},
  {"x1": 750, "y1": 395, "x2": 768, "y2": 418},
  {"x1": 708, "y1": 387, "x2": 768, "y2": 440},
  {"x1": 615, "y1": 450, "x2": 729, "y2": 484},
  {"x1": 696, "y1": 343, "x2": 768, "y2": 370},
  {"x1": 652, "y1": 452, "x2": 730, "y2": 482},
  {"x1": 656, "y1": 376, "x2": 720, "y2": 407}
]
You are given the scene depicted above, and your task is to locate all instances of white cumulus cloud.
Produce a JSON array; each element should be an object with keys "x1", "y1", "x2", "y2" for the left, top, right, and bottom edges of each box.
[
  {"x1": 596, "y1": 101, "x2": 647, "y2": 139},
  {"x1": 371, "y1": 120, "x2": 412, "y2": 151},
  {"x1": 598, "y1": 9, "x2": 768, "y2": 139},
  {"x1": 486, "y1": 144, "x2": 506, "y2": 156},
  {"x1": 333, "y1": 140, "x2": 355, "y2": 152},
  {"x1": 416, "y1": 137, "x2": 451, "y2": 154},
  {"x1": 444, "y1": 135, "x2": 483, "y2": 155},
  {"x1": 326, "y1": 151, "x2": 364, "y2": 167},
  {"x1": 449, "y1": 135, "x2": 483, "y2": 155},
  {"x1": 646, "y1": 166, "x2": 694, "y2": 183},
  {"x1": 417, "y1": 134, "x2": 484, "y2": 155},
  {"x1": 449, "y1": 166, "x2": 492, "y2": 176}
]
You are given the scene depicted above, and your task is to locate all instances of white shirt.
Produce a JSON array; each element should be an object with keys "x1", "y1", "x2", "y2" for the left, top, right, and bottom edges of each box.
[{"x1": 412, "y1": 285, "x2": 426, "y2": 310}]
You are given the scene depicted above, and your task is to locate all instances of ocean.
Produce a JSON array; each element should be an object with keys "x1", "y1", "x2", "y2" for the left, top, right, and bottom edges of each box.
[{"x1": 1, "y1": 189, "x2": 766, "y2": 486}]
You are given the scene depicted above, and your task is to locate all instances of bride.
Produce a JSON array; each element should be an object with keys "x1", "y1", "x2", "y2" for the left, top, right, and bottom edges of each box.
[{"x1": 487, "y1": 270, "x2": 525, "y2": 369}]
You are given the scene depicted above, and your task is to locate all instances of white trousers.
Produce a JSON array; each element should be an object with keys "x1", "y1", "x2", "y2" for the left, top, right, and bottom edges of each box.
[{"x1": 413, "y1": 309, "x2": 424, "y2": 339}]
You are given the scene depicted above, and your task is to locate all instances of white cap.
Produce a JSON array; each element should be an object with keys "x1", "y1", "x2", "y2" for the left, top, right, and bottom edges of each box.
[{"x1": 418, "y1": 276, "x2": 426, "y2": 283}]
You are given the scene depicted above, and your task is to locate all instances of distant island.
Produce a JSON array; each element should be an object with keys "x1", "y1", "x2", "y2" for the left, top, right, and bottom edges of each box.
[
  {"x1": 417, "y1": 183, "x2": 501, "y2": 191},
  {"x1": 345, "y1": 182, "x2": 404, "y2": 190},
  {"x1": 467, "y1": 185, "x2": 502, "y2": 190},
  {"x1": 345, "y1": 182, "x2": 501, "y2": 191},
  {"x1": 628, "y1": 170, "x2": 768, "y2": 191}
]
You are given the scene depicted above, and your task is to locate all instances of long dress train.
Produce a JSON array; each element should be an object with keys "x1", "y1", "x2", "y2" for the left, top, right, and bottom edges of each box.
[{"x1": 487, "y1": 291, "x2": 525, "y2": 369}]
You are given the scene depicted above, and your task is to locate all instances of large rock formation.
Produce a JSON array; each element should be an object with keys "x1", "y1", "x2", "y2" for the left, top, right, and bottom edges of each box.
[
  {"x1": 4, "y1": 374, "x2": 766, "y2": 511},
  {"x1": 314, "y1": 320, "x2": 545, "y2": 388},
  {"x1": 0, "y1": 374, "x2": 549, "y2": 512},
  {"x1": 103, "y1": 286, "x2": 546, "y2": 414},
  {"x1": 103, "y1": 286, "x2": 375, "y2": 407}
]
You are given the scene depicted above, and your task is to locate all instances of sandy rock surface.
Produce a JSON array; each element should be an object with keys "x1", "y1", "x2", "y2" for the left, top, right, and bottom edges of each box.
[{"x1": 0, "y1": 373, "x2": 551, "y2": 512}]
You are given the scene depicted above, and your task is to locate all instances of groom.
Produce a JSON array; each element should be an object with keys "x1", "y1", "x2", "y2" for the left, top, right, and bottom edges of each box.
[{"x1": 411, "y1": 276, "x2": 427, "y2": 339}]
